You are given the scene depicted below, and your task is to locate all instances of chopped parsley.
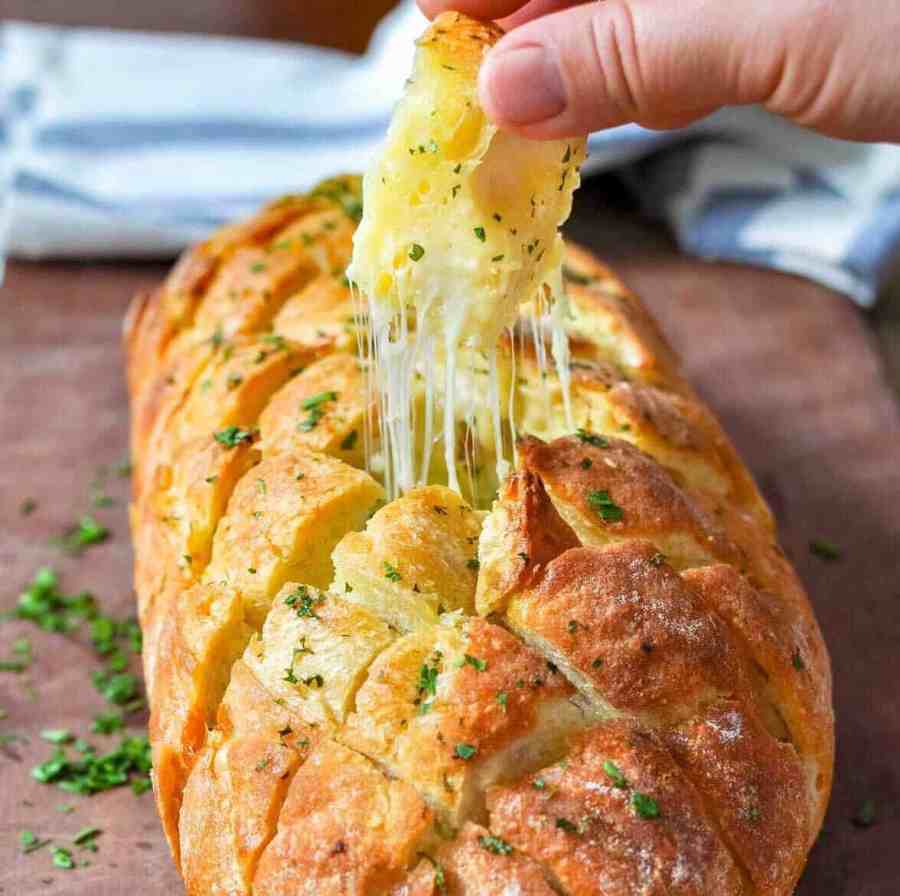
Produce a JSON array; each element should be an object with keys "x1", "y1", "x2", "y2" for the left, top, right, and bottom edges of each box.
[
  {"x1": 479, "y1": 834, "x2": 513, "y2": 855},
  {"x1": 586, "y1": 489, "x2": 624, "y2": 522},
  {"x1": 20, "y1": 497, "x2": 37, "y2": 516},
  {"x1": 533, "y1": 777, "x2": 546, "y2": 790},
  {"x1": 91, "y1": 712, "x2": 124, "y2": 735},
  {"x1": 91, "y1": 669, "x2": 139, "y2": 706},
  {"x1": 466, "y1": 557, "x2": 480, "y2": 571},
  {"x1": 409, "y1": 243, "x2": 426, "y2": 262},
  {"x1": 792, "y1": 650, "x2": 805, "y2": 671},
  {"x1": 41, "y1": 729, "x2": 73, "y2": 745},
  {"x1": 20, "y1": 831, "x2": 51, "y2": 854},
  {"x1": 602, "y1": 759, "x2": 627, "y2": 788},
  {"x1": 52, "y1": 516, "x2": 109, "y2": 556},
  {"x1": 631, "y1": 792, "x2": 660, "y2": 819},
  {"x1": 32, "y1": 735, "x2": 152, "y2": 796},
  {"x1": 575, "y1": 428, "x2": 608, "y2": 448},
  {"x1": 809, "y1": 539, "x2": 841, "y2": 562},
  {"x1": 496, "y1": 691, "x2": 508, "y2": 711},
  {"x1": 555, "y1": 817, "x2": 578, "y2": 834},
  {"x1": 454, "y1": 743, "x2": 477, "y2": 760},
  {"x1": 418, "y1": 662, "x2": 439, "y2": 698},
  {"x1": 384, "y1": 561, "x2": 402, "y2": 582},
  {"x1": 284, "y1": 585, "x2": 322, "y2": 619},
  {"x1": 853, "y1": 798, "x2": 876, "y2": 828},
  {"x1": 52, "y1": 846, "x2": 75, "y2": 869},
  {"x1": 214, "y1": 425, "x2": 255, "y2": 448},
  {"x1": 298, "y1": 391, "x2": 338, "y2": 432},
  {"x1": 341, "y1": 430, "x2": 358, "y2": 451},
  {"x1": 473, "y1": 226, "x2": 486, "y2": 242},
  {"x1": 73, "y1": 827, "x2": 102, "y2": 850},
  {"x1": 567, "y1": 619, "x2": 579, "y2": 635},
  {"x1": 463, "y1": 654, "x2": 487, "y2": 672}
]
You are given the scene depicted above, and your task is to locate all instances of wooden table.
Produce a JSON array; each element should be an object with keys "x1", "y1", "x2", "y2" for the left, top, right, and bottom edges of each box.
[{"x1": 2, "y1": 4, "x2": 900, "y2": 893}]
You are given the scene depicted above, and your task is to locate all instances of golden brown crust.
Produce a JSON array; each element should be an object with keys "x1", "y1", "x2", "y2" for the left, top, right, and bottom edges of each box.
[
  {"x1": 178, "y1": 661, "x2": 319, "y2": 895},
  {"x1": 127, "y1": 40, "x2": 832, "y2": 891},
  {"x1": 663, "y1": 700, "x2": 812, "y2": 894},
  {"x1": 508, "y1": 541, "x2": 748, "y2": 724},
  {"x1": 253, "y1": 741, "x2": 433, "y2": 895},
  {"x1": 410, "y1": 822, "x2": 558, "y2": 895},
  {"x1": 519, "y1": 433, "x2": 741, "y2": 570},
  {"x1": 486, "y1": 721, "x2": 744, "y2": 896}
]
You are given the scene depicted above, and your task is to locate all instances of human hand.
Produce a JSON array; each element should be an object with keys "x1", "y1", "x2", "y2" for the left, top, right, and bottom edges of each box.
[{"x1": 417, "y1": 0, "x2": 900, "y2": 143}]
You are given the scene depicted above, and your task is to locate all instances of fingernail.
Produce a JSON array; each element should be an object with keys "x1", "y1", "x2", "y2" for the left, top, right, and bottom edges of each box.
[{"x1": 480, "y1": 44, "x2": 566, "y2": 125}]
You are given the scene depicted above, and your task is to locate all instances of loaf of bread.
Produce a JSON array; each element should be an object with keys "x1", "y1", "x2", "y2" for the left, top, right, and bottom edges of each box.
[{"x1": 125, "y1": 13, "x2": 833, "y2": 895}]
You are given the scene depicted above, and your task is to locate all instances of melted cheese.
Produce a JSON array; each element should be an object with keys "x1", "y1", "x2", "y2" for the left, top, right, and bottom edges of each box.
[{"x1": 348, "y1": 12, "x2": 585, "y2": 502}]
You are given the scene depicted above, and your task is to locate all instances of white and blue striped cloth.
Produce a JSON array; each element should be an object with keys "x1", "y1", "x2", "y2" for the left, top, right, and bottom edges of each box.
[{"x1": 4, "y1": 0, "x2": 900, "y2": 305}]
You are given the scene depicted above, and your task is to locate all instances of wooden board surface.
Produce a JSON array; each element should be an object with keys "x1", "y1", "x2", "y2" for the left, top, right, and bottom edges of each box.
[{"x1": 2, "y1": 185, "x2": 899, "y2": 893}]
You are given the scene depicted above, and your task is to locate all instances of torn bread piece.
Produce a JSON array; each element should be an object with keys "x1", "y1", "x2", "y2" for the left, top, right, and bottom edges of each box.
[{"x1": 348, "y1": 11, "x2": 587, "y2": 496}]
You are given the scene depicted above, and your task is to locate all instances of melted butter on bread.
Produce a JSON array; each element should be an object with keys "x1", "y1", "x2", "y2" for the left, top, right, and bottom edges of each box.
[{"x1": 348, "y1": 12, "x2": 586, "y2": 499}]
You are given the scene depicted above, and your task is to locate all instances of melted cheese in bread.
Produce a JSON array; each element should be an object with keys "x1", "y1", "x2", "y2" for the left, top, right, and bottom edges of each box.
[{"x1": 348, "y1": 12, "x2": 586, "y2": 500}]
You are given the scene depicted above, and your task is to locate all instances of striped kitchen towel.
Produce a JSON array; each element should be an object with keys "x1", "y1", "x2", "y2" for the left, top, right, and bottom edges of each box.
[{"x1": 3, "y1": 0, "x2": 900, "y2": 305}]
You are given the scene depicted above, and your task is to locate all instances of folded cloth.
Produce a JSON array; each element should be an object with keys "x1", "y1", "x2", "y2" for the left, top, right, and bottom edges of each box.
[{"x1": 3, "y1": 0, "x2": 900, "y2": 305}]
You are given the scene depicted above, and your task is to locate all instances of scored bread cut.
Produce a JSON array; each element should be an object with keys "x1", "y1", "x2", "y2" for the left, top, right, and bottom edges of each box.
[{"x1": 126, "y1": 11, "x2": 833, "y2": 896}]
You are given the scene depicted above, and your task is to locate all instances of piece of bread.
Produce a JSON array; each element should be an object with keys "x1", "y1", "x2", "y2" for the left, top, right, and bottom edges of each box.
[{"x1": 125, "y1": 13, "x2": 833, "y2": 895}]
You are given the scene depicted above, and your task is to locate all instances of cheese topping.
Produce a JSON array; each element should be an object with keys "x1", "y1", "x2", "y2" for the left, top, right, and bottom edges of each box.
[{"x1": 348, "y1": 13, "x2": 586, "y2": 502}]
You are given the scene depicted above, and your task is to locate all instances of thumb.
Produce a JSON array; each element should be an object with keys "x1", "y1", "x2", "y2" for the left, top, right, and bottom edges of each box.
[{"x1": 478, "y1": 0, "x2": 900, "y2": 142}]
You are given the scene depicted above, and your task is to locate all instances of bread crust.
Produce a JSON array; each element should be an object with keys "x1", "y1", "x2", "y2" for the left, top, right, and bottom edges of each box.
[{"x1": 126, "y1": 13, "x2": 832, "y2": 895}]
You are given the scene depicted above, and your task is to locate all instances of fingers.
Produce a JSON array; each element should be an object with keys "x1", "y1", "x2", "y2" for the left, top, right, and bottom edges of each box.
[
  {"x1": 416, "y1": 0, "x2": 529, "y2": 20},
  {"x1": 416, "y1": 0, "x2": 581, "y2": 29},
  {"x1": 478, "y1": 0, "x2": 900, "y2": 143},
  {"x1": 479, "y1": 0, "x2": 782, "y2": 138},
  {"x1": 496, "y1": 0, "x2": 585, "y2": 31}
]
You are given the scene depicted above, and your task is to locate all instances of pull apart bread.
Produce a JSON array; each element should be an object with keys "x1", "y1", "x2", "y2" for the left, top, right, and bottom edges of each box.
[{"x1": 125, "y1": 12, "x2": 833, "y2": 896}]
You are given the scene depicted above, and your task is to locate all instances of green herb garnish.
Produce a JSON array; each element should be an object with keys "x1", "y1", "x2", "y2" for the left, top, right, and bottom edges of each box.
[
  {"x1": 809, "y1": 539, "x2": 841, "y2": 562},
  {"x1": 52, "y1": 516, "x2": 109, "y2": 555},
  {"x1": 214, "y1": 425, "x2": 255, "y2": 448},
  {"x1": 586, "y1": 489, "x2": 623, "y2": 522},
  {"x1": 409, "y1": 243, "x2": 425, "y2": 262},
  {"x1": 284, "y1": 585, "x2": 322, "y2": 619},
  {"x1": 463, "y1": 654, "x2": 487, "y2": 672},
  {"x1": 418, "y1": 663, "x2": 439, "y2": 698},
  {"x1": 51, "y1": 846, "x2": 75, "y2": 869},
  {"x1": 91, "y1": 712, "x2": 124, "y2": 735},
  {"x1": 20, "y1": 831, "x2": 50, "y2": 854},
  {"x1": 479, "y1": 834, "x2": 513, "y2": 855},
  {"x1": 602, "y1": 759, "x2": 627, "y2": 788},
  {"x1": 298, "y1": 391, "x2": 338, "y2": 432},
  {"x1": 575, "y1": 428, "x2": 608, "y2": 448},
  {"x1": 32, "y1": 735, "x2": 151, "y2": 796},
  {"x1": 454, "y1": 743, "x2": 477, "y2": 760},
  {"x1": 631, "y1": 792, "x2": 660, "y2": 819},
  {"x1": 853, "y1": 799, "x2": 876, "y2": 828}
]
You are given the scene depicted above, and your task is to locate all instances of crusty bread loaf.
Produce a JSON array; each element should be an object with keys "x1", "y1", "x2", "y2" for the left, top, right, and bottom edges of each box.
[{"x1": 125, "y1": 13, "x2": 833, "y2": 896}]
